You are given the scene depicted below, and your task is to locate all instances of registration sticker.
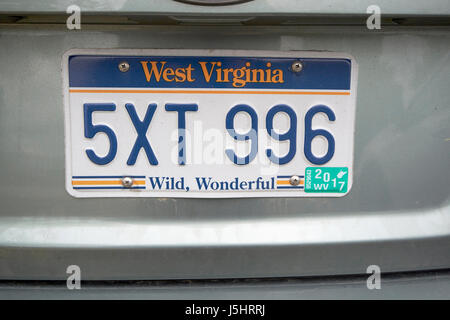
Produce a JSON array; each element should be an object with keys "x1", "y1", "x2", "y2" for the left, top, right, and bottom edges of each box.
[{"x1": 63, "y1": 49, "x2": 358, "y2": 198}]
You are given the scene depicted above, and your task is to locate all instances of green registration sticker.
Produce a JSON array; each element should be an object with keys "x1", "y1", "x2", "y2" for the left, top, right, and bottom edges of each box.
[{"x1": 305, "y1": 167, "x2": 348, "y2": 193}]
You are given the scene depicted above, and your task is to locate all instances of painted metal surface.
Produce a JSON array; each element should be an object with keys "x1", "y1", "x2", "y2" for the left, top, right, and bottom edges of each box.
[
  {"x1": 1, "y1": 270, "x2": 450, "y2": 299},
  {"x1": 0, "y1": 24, "x2": 449, "y2": 280},
  {"x1": 0, "y1": 0, "x2": 449, "y2": 16}
]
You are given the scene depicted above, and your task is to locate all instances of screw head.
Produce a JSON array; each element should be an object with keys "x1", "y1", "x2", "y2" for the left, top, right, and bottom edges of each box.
[
  {"x1": 122, "y1": 177, "x2": 133, "y2": 188},
  {"x1": 289, "y1": 175, "x2": 301, "y2": 186},
  {"x1": 291, "y1": 61, "x2": 303, "y2": 73},
  {"x1": 118, "y1": 61, "x2": 130, "y2": 72}
]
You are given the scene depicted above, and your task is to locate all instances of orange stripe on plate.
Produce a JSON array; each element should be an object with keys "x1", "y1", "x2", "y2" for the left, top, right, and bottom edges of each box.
[
  {"x1": 69, "y1": 89, "x2": 350, "y2": 95},
  {"x1": 277, "y1": 180, "x2": 304, "y2": 185},
  {"x1": 72, "y1": 180, "x2": 145, "y2": 186}
]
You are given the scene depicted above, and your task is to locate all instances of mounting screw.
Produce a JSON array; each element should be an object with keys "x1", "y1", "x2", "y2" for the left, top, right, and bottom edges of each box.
[
  {"x1": 122, "y1": 176, "x2": 133, "y2": 188},
  {"x1": 291, "y1": 61, "x2": 303, "y2": 73},
  {"x1": 118, "y1": 61, "x2": 130, "y2": 72},
  {"x1": 289, "y1": 175, "x2": 301, "y2": 186}
]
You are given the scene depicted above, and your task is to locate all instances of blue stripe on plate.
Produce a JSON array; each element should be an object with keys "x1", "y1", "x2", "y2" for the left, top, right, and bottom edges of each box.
[
  {"x1": 69, "y1": 55, "x2": 352, "y2": 90},
  {"x1": 277, "y1": 175, "x2": 304, "y2": 179},
  {"x1": 73, "y1": 186, "x2": 146, "y2": 190},
  {"x1": 276, "y1": 186, "x2": 304, "y2": 190},
  {"x1": 72, "y1": 176, "x2": 146, "y2": 179}
]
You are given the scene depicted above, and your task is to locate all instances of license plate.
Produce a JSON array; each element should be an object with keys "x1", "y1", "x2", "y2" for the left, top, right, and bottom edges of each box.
[{"x1": 63, "y1": 49, "x2": 358, "y2": 198}]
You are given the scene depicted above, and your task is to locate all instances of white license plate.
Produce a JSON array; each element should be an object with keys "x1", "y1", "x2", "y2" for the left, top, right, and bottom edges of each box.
[{"x1": 63, "y1": 49, "x2": 358, "y2": 198}]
